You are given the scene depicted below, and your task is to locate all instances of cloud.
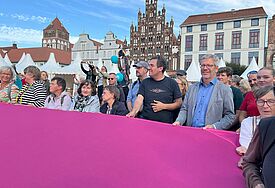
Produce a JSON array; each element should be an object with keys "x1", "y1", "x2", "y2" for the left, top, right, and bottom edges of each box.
[
  {"x1": 111, "y1": 24, "x2": 130, "y2": 31},
  {"x1": 69, "y1": 36, "x2": 79, "y2": 44},
  {"x1": 0, "y1": 13, "x2": 4, "y2": 16},
  {"x1": 0, "y1": 25, "x2": 42, "y2": 44},
  {"x1": 10, "y1": 14, "x2": 49, "y2": 23}
]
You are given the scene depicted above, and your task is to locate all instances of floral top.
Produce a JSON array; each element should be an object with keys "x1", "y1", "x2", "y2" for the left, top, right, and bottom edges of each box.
[{"x1": 0, "y1": 83, "x2": 19, "y2": 103}]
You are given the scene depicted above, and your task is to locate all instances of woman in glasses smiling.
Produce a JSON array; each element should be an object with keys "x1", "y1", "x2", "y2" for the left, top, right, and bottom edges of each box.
[
  {"x1": 242, "y1": 86, "x2": 275, "y2": 188},
  {"x1": 0, "y1": 66, "x2": 19, "y2": 103},
  {"x1": 237, "y1": 86, "x2": 275, "y2": 168}
]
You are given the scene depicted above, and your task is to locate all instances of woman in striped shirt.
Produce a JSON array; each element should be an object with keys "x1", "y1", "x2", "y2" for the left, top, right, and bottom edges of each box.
[{"x1": 16, "y1": 66, "x2": 47, "y2": 107}]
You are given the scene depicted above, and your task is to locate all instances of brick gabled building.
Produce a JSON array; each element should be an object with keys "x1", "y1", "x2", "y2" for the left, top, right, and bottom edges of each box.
[
  {"x1": 129, "y1": 0, "x2": 180, "y2": 70},
  {"x1": 42, "y1": 17, "x2": 71, "y2": 52}
]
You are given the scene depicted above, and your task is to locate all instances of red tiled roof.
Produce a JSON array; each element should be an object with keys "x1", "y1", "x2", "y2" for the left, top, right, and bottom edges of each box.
[
  {"x1": 181, "y1": 7, "x2": 267, "y2": 26},
  {"x1": 8, "y1": 47, "x2": 71, "y2": 65},
  {"x1": 44, "y1": 17, "x2": 69, "y2": 34},
  {"x1": 0, "y1": 44, "x2": 18, "y2": 57}
]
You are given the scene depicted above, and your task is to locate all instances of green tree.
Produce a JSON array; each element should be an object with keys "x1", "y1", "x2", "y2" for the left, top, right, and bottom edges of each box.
[{"x1": 225, "y1": 62, "x2": 247, "y2": 76}]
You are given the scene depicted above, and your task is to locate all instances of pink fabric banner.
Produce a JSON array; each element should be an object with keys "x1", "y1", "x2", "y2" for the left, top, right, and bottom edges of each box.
[{"x1": 0, "y1": 103, "x2": 245, "y2": 188}]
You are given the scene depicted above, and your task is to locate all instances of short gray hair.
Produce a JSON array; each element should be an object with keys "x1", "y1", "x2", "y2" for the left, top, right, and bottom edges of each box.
[
  {"x1": 254, "y1": 86, "x2": 274, "y2": 100},
  {"x1": 104, "y1": 85, "x2": 120, "y2": 101},
  {"x1": 0, "y1": 66, "x2": 16, "y2": 81},
  {"x1": 200, "y1": 54, "x2": 219, "y2": 66},
  {"x1": 24, "y1": 66, "x2": 41, "y2": 81}
]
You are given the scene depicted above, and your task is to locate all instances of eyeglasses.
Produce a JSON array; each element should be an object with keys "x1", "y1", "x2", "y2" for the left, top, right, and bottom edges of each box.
[
  {"x1": 256, "y1": 99, "x2": 275, "y2": 107},
  {"x1": 108, "y1": 78, "x2": 115, "y2": 80},
  {"x1": 200, "y1": 64, "x2": 215, "y2": 68}
]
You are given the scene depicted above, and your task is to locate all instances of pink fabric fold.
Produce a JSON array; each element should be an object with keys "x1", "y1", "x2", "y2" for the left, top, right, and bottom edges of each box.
[{"x1": 0, "y1": 103, "x2": 245, "y2": 188}]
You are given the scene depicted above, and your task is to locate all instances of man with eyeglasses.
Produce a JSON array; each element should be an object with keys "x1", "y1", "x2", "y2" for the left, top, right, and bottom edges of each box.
[
  {"x1": 107, "y1": 73, "x2": 125, "y2": 103},
  {"x1": 173, "y1": 54, "x2": 235, "y2": 130}
]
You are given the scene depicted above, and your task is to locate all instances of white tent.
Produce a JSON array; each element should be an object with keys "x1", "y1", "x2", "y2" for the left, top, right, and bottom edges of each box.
[
  {"x1": 240, "y1": 57, "x2": 260, "y2": 78},
  {"x1": 217, "y1": 57, "x2": 226, "y2": 68},
  {"x1": 4, "y1": 54, "x2": 13, "y2": 66},
  {"x1": 186, "y1": 60, "x2": 201, "y2": 82},
  {"x1": 40, "y1": 53, "x2": 61, "y2": 73},
  {"x1": 15, "y1": 53, "x2": 36, "y2": 73},
  {"x1": 57, "y1": 53, "x2": 84, "y2": 76},
  {"x1": 0, "y1": 55, "x2": 10, "y2": 67}
]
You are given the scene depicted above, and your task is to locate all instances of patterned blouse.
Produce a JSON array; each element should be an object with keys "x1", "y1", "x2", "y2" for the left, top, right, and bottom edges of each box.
[
  {"x1": 16, "y1": 80, "x2": 47, "y2": 107},
  {"x1": 0, "y1": 83, "x2": 19, "y2": 103}
]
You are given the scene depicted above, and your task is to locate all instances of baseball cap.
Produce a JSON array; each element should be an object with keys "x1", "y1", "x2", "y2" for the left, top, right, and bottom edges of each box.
[
  {"x1": 133, "y1": 61, "x2": 150, "y2": 69},
  {"x1": 176, "y1": 70, "x2": 187, "y2": 76}
]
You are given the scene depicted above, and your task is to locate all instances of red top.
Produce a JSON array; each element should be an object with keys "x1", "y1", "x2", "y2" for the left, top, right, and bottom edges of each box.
[{"x1": 239, "y1": 91, "x2": 260, "y2": 117}]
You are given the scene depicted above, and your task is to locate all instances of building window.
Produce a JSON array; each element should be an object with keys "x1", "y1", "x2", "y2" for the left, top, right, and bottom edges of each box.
[
  {"x1": 232, "y1": 31, "x2": 242, "y2": 49},
  {"x1": 231, "y1": 52, "x2": 241, "y2": 64},
  {"x1": 201, "y1": 24, "x2": 207, "y2": 31},
  {"x1": 234, "y1": 20, "x2": 241, "y2": 28},
  {"x1": 249, "y1": 29, "x2": 260, "y2": 48},
  {"x1": 251, "y1": 18, "x2": 259, "y2": 26},
  {"x1": 185, "y1": 35, "x2": 193, "y2": 52},
  {"x1": 215, "y1": 32, "x2": 224, "y2": 50},
  {"x1": 149, "y1": 27, "x2": 153, "y2": 32},
  {"x1": 142, "y1": 26, "x2": 145, "y2": 33},
  {"x1": 187, "y1": 26, "x2": 192, "y2": 33},
  {"x1": 199, "y1": 54, "x2": 206, "y2": 63},
  {"x1": 199, "y1": 34, "x2": 208, "y2": 51},
  {"x1": 157, "y1": 24, "x2": 161, "y2": 31},
  {"x1": 248, "y1": 51, "x2": 259, "y2": 64},
  {"x1": 216, "y1": 22, "x2": 223, "y2": 30},
  {"x1": 165, "y1": 45, "x2": 169, "y2": 52},
  {"x1": 215, "y1": 53, "x2": 223, "y2": 59},
  {"x1": 184, "y1": 55, "x2": 192, "y2": 70}
]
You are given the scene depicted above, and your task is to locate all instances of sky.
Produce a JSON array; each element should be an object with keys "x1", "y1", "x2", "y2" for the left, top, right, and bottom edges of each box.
[{"x1": 1, "y1": 0, "x2": 275, "y2": 48}]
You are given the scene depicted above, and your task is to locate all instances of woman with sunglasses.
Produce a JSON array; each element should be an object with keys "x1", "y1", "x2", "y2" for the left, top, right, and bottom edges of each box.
[{"x1": 239, "y1": 67, "x2": 275, "y2": 123}]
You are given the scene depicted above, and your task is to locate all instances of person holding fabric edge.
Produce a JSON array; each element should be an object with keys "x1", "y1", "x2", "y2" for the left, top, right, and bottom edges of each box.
[
  {"x1": 127, "y1": 55, "x2": 182, "y2": 124},
  {"x1": 173, "y1": 54, "x2": 235, "y2": 129}
]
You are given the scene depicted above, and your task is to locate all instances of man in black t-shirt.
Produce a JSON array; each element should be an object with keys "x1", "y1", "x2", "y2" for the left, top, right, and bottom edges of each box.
[{"x1": 127, "y1": 56, "x2": 182, "y2": 123}]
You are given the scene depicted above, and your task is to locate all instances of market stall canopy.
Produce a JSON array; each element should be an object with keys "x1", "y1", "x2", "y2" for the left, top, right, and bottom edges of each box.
[{"x1": 240, "y1": 57, "x2": 259, "y2": 78}]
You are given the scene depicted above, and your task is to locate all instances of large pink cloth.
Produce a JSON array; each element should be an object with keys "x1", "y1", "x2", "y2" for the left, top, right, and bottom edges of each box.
[{"x1": 0, "y1": 103, "x2": 245, "y2": 188}]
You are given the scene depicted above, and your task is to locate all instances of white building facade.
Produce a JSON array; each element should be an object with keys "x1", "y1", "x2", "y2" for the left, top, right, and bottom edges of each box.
[
  {"x1": 180, "y1": 7, "x2": 268, "y2": 69},
  {"x1": 72, "y1": 32, "x2": 126, "y2": 71}
]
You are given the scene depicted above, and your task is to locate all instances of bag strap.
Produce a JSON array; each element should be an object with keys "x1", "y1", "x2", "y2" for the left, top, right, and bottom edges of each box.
[{"x1": 7, "y1": 84, "x2": 12, "y2": 102}]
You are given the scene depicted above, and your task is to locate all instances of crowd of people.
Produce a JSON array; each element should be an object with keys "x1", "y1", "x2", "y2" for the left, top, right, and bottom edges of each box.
[{"x1": 1, "y1": 54, "x2": 275, "y2": 188}]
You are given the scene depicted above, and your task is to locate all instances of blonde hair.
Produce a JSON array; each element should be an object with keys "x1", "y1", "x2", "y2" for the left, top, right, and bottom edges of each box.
[
  {"x1": 176, "y1": 77, "x2": 189, "y2": 97},
  {"x1": 239, "y1": 79, "x2": 251, "y2": 94}
]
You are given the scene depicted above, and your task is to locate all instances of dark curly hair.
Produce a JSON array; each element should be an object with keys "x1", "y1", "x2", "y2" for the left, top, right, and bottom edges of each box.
[{"x1": 77, "y1": 80, "x2": 96, "y2": 96}]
